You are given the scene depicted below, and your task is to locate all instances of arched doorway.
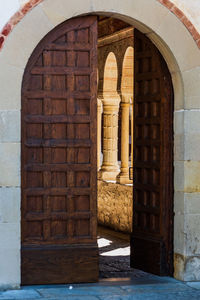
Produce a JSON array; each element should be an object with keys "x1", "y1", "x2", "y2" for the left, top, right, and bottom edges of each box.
[{"x1": 21, "y1": 15, "x2": 173, "y2": 284}]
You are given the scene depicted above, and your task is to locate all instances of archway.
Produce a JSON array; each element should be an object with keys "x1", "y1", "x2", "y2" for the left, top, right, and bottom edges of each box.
[
  {"x1": 19, "y1": 15, "x2": 174, "y2": 284},
  {"x1": 1, "y1": 0, "x2": 200, "y2": 287}
]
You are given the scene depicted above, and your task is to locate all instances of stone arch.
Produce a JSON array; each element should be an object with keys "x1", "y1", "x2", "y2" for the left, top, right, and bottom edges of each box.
[
  {"x1": 121, "y1": 46, "x2": 134, "y2": 100},
  {"x1": 0, "y1": 0, "x2": 200, "y2": 50},
  {"x1": 0, "y1": 0, "x2": 200, "y2": 287},
  {"x1": 103, "y1": 52, "x2": 118, "y2": 94}
]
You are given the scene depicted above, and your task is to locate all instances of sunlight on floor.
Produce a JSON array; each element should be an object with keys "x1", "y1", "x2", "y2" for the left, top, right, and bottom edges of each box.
[
  {"x1": 98, "y1": 237, "x2": 112, "y2": 248},
  {"x1": 98, "y1": 236, "x2": 130, "y2": 256},
  {"x1": 101, "y1": 247, "x2": 130, "y2": 256}
]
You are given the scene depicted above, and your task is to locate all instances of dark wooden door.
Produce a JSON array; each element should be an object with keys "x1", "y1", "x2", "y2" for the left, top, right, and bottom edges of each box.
[
  {"x1": 21, "y1": 16, "x2": 98, "y2": 284},
  {"x1": 131, "y1": 30, "x2": 174, "y2": 276}
]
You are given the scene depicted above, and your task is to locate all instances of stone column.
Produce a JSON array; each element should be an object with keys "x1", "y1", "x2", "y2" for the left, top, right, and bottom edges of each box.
[
  {"x1": 117, "y1": 95, "x2": 132, "y2": 184},
  {"x1": 97, "y1": 97, "x2": 103, "y2": 170},
  {"x1": 98, "y1": 92, "x2": 121, "y2": 181},
  {"x1": 130, "y1": 97, "x2": 134, "y2": 181}
]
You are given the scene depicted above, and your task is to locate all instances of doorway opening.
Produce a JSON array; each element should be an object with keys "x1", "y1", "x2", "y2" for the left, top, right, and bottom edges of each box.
[
  {"x1": 21, "y1": 14, "x2": 174, "y2": 285},
  {"x1": 96, "y1": 15, "x2": 174, "y2": 279},
  {"x1": 96, "y1": 16, "x2": 134, "y2": 279}
]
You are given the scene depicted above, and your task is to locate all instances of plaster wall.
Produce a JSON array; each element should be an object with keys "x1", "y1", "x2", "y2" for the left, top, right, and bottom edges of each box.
[{"x1": 0, "y1": 0, "x2": 200, "y2": 288}]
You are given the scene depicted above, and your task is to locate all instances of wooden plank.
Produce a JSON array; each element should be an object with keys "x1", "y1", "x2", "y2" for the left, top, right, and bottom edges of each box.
[
  {"x1": 24, "y1": 115, "x2": 90, "y2": 124},
  {"x1": 21, "y1": 245, "x2": 98, "y2": 285},
  {"x1": 24, "y1": 187, "x2": 91, "y2": 196},
  {"x1": 45, "y1": 42, "x2": 92, "y2": 51},
  {"x1": 31, "y1": 67, "x2": 92, "y2": 75},
  {"x1": 25, "y1": 163, "x2": 91, "y2": 172},
  {"x1": 25, "y1": 139, "x2": 92, "y2": 147},
  {"x1": 24, "y1": 90, "x2": 91, "y2": 99}
]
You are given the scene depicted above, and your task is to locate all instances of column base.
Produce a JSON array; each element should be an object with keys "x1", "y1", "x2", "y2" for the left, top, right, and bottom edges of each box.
[
  {"x1": 116, "y1": 173, "x2": 133, "y2": 184},
  {"x1": 98, "y1": 167, "x2": 120, "y2": 181}
]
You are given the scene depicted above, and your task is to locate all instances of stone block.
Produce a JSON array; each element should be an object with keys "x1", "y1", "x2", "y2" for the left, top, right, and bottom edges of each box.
[
  {"x1": 183, "y1": 67, "x2": 200, "y2": 98},
  {"x1": 185, "y1": 134, "x2": 200, "y2": 161},
  {"x1": 185, "y1": 96, "x2": 200, "y2": 110},
  {"x1": 184, "y1": 256, "x2": 200, "y2": 281},
  {"x1": 38, "y1": 286, "x2": 123, "y2": 297},
  {"x1": 174, "y1": 213, "x2": 185, "y2": 255},
  {"x1": 184, "y1": 161, "x2": 200, "y2": 193},
  {"x1": 0, "y1": 143, "x2": 20, "y2": 187},
  {"x1": 0, "y1": 110, "x2": 20, "y2": 142},
  {"x1": 184, "y1": 193, "x2": 200, "y2": 214},
  {"x1": 0, "y1": 289, "x2": 41, "y2": 299},
  {"x1": 174, "y1": 134, "x2": 184, "y2": 161},
  {"x1": 174, "y1": 191, "x2": 185, "y2": 215},
  {"x1": 174, "y1": 111, "x2": 184, "y2": 135},
  {"x1": 0, "y1": 248, "x2": 20, "y2": 288},
  {"x1": 174, "y1": 161, "x2": 185, "y2": 192},
  {"x1": 185, "y1": 214, "x2": 200, "y2": 256},
  {"x1": 186, "y1": 282, "x2": 200, "y2": 289},
  {"x1": 0, "y1": 62, "x2": 23, "y2": 110},
  {"x1": 172, "y1": 72, "x2": 184, "y2": 110},
  {"x1": 184, "y1": 110, "x2": 200, "y2": 134},
  {"x1": 0, "y1": 188, "x2": 20, "y2": 223},
  {"x1": 0, "y1": 223, "x2": 20, "y2": 249}
]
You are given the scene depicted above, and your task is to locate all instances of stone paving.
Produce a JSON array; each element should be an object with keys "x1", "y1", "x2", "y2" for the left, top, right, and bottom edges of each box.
[
  {"x1": 1, "y1": 279, "x2": 200, "y2": 300},
  {"x1": 1, "y1": 227, "x2": 200, "y2": 299}
]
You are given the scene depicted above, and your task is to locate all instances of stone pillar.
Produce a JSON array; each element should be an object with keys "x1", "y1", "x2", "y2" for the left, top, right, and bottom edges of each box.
[
  {"x1": 97, "y1": 97, "x2": 103, "y2": 170},
  {"x1": 130, "y1": 97, "x2": 134, "y2": 181},
  {"x1": 98, "y1": 92, "x2": 120, "y2": 181},
  {"x1": 117, "y1": 95, "x2": 132, "y2": 184}
]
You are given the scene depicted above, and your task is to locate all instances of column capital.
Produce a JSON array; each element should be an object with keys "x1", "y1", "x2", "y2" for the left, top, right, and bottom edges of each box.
[
  {"x1": 121, "y1": 93, "x2": 133, "y2": 104},
  {"x1": 102, "y1": 92, "x2": 121, "y2": 107}
]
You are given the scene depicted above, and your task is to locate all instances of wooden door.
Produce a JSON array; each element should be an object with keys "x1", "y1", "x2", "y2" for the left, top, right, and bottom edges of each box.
[
  {"x1": 21, "y1": 16, "x2": 98, "y2": 284},
  {"x1": 131, "y1": 30, "x2": 174, "y2": 276}
]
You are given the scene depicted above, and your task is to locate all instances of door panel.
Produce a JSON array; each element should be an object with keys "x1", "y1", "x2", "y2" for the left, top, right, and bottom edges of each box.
[
  {"x1": 21, "y1": 16, "x2": 98, "y2": 284},
  {"x1": 131, "y1": 30, "x2": 173, "y2": 276}
]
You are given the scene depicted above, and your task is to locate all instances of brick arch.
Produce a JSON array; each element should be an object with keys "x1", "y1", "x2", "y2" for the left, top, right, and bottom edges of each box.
[{"x1": 0, "y1": 0, "x2": 200, "y2": 50}]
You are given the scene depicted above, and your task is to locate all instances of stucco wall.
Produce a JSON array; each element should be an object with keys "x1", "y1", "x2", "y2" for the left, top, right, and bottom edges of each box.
[{"x1": 98, "y1": 180, "x2": 133, "y2": 233}]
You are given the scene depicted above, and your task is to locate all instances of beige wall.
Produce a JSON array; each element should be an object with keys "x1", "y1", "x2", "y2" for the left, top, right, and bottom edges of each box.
[{"x1": 0, "y1": 0, "x2": 200, "y2": 287}]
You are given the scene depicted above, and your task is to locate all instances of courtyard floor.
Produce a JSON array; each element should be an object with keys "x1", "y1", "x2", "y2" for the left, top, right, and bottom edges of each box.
[{"x1": 1, "y1": 227, "x2": 200, "y2": 299}]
